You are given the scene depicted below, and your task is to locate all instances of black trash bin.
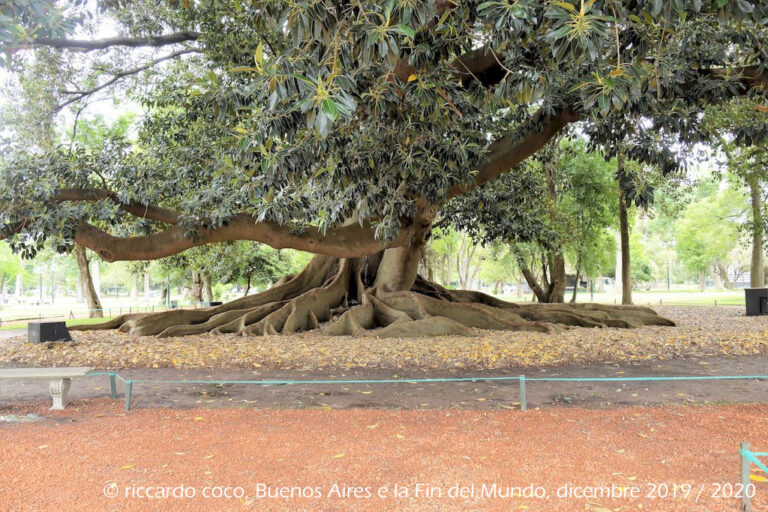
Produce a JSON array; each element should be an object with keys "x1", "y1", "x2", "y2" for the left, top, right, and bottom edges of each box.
[{"x1": 744, "y1": 288, "x2": 768, "y2": 316}]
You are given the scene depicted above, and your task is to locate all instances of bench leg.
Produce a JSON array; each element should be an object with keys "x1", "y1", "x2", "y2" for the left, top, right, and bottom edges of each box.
[{"x1": 50, "y1": 378, "x2": 72, "y2": 410}]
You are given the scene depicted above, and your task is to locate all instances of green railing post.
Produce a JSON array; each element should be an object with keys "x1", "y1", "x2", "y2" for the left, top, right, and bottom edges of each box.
[
  {"x1": 109, "y1": 372, "x2": 117, "y2": 399},
  {"x1": 519, "y1": 375, "x2": 527, "y2": 411},
  {"x1": 741, "y1": 442, "x2": 752, "y2": 512},
  {"x1": 124, "y1": 380, "x2": 133, "y2": 411}
]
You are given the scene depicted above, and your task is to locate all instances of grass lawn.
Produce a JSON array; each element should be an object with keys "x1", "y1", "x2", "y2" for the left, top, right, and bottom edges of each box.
[
  {"x1": 497, "y1": 289, "x2": 746, "y2": 306},
  {"x1": 0, "y1": 317, "x2": 115, "y2": 332}
]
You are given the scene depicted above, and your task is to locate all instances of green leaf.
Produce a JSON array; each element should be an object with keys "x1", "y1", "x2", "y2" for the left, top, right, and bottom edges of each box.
[
  {"x1": 254, "y1": 40, "x2": 264, "y2": 64},
  {"x1": 230, "y1": 66, "x2": 258, "y2": 73},
  {"x1": 393, "y1": 24, "x2": 415, "y2": 39},
  {"x1": 322, "y1": 98, "x2": 339, "y2": 121}
]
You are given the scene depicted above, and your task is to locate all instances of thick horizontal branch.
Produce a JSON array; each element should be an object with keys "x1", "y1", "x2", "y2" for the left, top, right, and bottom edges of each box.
[
  {"x1": 447, "y1": 110, "x2": 581, "y2": 199},
  {"x1": 10, "y1": 31, "x2": 201, "y2": 52},
  {"x1": 74, "y1": 214, "x2": 424, "y2": 262},
  {"x1": 57, "y1": 49, "x2": 200, "y2": 110},
  {"x1": 455, "y1": 46, "x2": 768, "y2": 92},
  {"x1": 54, "y1": 188, "x2": 181, "y2": 225}
]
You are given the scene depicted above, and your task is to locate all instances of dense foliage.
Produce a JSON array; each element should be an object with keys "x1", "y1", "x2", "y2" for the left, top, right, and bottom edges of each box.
[{"x1": 0, "y1": 0, "x2": 766, "y2": 261}]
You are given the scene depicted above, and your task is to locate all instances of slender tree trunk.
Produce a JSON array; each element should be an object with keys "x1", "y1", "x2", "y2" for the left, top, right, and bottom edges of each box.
[
  {"x1": 15, "y1": 272, "x2": 22, "y2": 299},
  {"x1": 243, "y1": 275, "x2": 251, "y2": 297},
  {"x1": 749, "y1": 178, "x2": 765, "y2": 287},
  {"x1": 514, "y1": 249, "x2": 549, "y2": 303},
  {"x1": 74, "y1": 244, "x2": 103, "y2": 318},
  {"x1": 618, "y1": 191, "x2": 633, "y2": 305},
  {"x1": 0, "y1": 276, "x2": 6, "y2": 308},
  {"x1": 425, "y1": 259, "x2": 435, "y2": 283},
  {"x1": 716, "y1": 261, "x2": 733, "y2": 289},
  {"x1": 570, "y1": 256, "x2": 582, "y2": 303},
  {"x1": 131, "y1": 275, "x2": 139, "y2": 299},
  {"x1": 441, "y1": 254, "x2": 448, "y2": 287},
  {"x1": 191, "y1": 271, "x2": 203, "y2": 303},
  {"x1": 516, "y1": 274, "x2": 524, "y2": 297},
  {"x1": 144, "y1": 272, "x2": 151, "y2": 300},
  {"x1": 203, "y1": 273, "x2": 214, "y2": 302},
  {"x1": 699, "y1": 270, "x2": 707, "y2": 292}
]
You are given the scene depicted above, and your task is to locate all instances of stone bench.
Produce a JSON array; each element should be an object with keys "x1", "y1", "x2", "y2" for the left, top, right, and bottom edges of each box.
[{"x1": 0, "y1": 367, "x2": 92, "y2": 410}]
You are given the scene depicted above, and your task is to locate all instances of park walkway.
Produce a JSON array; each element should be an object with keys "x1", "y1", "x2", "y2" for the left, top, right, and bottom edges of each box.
[{"x1": 2, "y1": 355, "x2": 768, "y2": 411}]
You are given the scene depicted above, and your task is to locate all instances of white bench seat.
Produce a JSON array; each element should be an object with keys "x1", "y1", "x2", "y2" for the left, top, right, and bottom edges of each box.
[{"x1": 0, "y1": 367, "x2": 92, "y2": 410}]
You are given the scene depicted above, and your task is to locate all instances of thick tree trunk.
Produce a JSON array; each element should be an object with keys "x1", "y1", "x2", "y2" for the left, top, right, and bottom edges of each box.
[
  {"x1": 202, "y1": 273, "x2": 213, "y2": 302},
  {"x1": 749, "y1": 178, "x2": 765, "y2": 287},
  {"x1": 618, "y1": 188, "x2": 633, "y2": 305},
  {"x1": 74, "y1": 244, "x2": 675, "y2": 338},
  {"x1": 549, "y1": 253, "x2": 566, "y2": 303},
  {"x1": 74, "y1": 244, "x2": 103, "y2": 318}
]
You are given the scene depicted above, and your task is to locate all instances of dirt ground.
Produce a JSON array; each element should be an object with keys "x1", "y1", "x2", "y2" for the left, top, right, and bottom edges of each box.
[
  {"x1": 2, "y1": 354, "x2": 768, "y2": 411},
  {"x1": 1, "y1": 306, "x2": 766, "y2": 371},
  {"x1": 0, "y1": 402, "x2": 765, "y2": 511}
]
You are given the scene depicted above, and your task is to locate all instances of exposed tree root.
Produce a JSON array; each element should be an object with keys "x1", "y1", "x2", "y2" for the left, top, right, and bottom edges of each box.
[{"x1": 72, "y1": 251, "x2": 675, "y2": 338}]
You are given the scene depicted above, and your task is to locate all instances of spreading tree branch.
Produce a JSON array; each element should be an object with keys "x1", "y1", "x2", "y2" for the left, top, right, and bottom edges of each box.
[
  {"x1": 7, "y1": 31, "x2": 201, "y2": 52},
  {"x1": 448, "y1": 110, "x2": 581, "y2": 199},
  {"x1": 73, "y1": 215, "x2": 424, "y2": 262},
  {"x1": 54, "y1": 188, "x2": 181, "y2": 225},
  {"x1": 56, "y1": 48, "x2": 200, "y2": 110}
]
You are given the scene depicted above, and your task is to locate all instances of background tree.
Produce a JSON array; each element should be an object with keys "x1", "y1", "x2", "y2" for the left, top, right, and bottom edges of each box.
[
  {"x1": 0, "y1": 244, "x2": 21, "y2": 307},
  {"x1": 676, "y1": 188, "x2": 743, "y2": 291},
  {"x1": 705, "y1": 98, "x2": 768, "y2": 287}
]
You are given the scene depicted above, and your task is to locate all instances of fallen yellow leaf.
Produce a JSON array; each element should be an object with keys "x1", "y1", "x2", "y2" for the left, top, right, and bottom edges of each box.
[{"x1": 332, "y1": 453, "x2": 345, "y2": 459}]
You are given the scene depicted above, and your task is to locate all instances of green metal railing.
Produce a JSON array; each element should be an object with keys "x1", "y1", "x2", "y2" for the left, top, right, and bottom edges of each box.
[
  {"x1": 740, "y1": 442, "x2": 767, "y2": 512},
  {"x1": 84, "y1": 371, "x2": 768, "y2": 412}
]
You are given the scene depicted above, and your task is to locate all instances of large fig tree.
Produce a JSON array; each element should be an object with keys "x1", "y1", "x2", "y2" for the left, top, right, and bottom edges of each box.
[{"x1": 1, "y1": 0, "x2": 766, "y2": 337}]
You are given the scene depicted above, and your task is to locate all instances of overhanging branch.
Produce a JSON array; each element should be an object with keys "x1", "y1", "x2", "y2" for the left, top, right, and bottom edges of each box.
[
  {"x1": 447, "y1": 110, "x2": 581, "y2": 199},
  {"x1": 54, "y1": 188, "x2": 181, "y2": 225},
  {"x1": 8, "y1": 31, "x2": 201, "y2": 52},
  {"x1": 74, "y1": 215, "x2": 423, "y2": 262}
]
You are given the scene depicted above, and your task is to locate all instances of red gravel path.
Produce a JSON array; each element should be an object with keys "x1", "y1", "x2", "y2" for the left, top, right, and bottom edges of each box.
[{"x1": 0, "y1": 401, "x2": 766, "y2": 511}]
